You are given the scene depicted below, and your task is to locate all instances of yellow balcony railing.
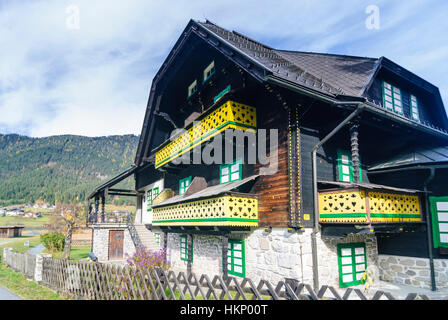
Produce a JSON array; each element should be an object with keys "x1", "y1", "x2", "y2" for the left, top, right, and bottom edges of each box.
[
  {"x1": 154, "y1": 100, "x2": 257, "y2": 168},
  {"x1": 318, "y1": 189, "x2": 422, "y2": 224},
  {"x1": 152, "y1": 195, "x2": 258, "y2": 227}
]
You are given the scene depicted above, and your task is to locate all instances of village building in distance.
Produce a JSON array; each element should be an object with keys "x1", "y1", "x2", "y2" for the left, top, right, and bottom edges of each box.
[{"x1": 87, "y1": 20, "x2": 448, "y2": 291}]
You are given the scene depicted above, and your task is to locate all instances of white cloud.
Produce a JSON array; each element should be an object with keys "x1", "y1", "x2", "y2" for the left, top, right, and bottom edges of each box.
[{"x1": 0, "y1": 0, "x2": 447, "y2": 137}]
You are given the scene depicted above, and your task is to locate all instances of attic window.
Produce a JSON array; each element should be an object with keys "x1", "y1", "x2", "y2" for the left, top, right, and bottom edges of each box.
[
  {"x1": 410, "y1": 95, "x2": 420, "y2": 122},
  {"x1": 382, "y1": 82, "x2": 403, "y2": 115},
  {"x1": 203, "y1": 61, "x2": 215, "y2": 82},
  {"x1": 188, "y1": 80, "x2": 197, "y2": 98}
]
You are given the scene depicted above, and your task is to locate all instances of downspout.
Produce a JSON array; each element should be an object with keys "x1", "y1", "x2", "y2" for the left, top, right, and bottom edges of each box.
[
  {"x1": 311, "y1": 105, "x2": 365, "y2": 291},
  {"x1": 423, "y1": 167, "x2": 436, "y2": 291}
]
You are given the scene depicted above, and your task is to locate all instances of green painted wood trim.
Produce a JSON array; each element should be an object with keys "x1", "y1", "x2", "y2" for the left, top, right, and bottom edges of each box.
[
  {"x1": 152, "y1": 218, "x2": 259, "y2": 223},
  {"x1": 227, "y1": 239, "x2": 245, "y2": 278},
  {"x1": 430, "y1": 196, "x2": 448, "y2": 249},
  {"x1": 337, "y1": 242, "x2": 367, "y2": 288}
]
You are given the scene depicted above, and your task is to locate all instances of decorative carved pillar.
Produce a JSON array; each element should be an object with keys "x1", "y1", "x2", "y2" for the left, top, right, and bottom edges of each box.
[
  {"x1": 350, "y1": 123, "x2": 360, "y2": 182},
  {"x1": 101, "y1": 194, "x2": 105, "y2": 223},
  {"x1": 94, "y1": 196, "x2": 99, "y2": 223},
  {"x1": 222, "y1": 234, "x2": 229, "y2": 280},
  {"x1": 187, "y1": 234, "x2": 193, "y2": 275}
]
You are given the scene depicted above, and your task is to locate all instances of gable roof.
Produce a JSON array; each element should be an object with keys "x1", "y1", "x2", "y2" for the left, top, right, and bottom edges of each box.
[
  {"x1": 198, "y1": 20, "x2": 378, "y2": 97},
  {"x1": 134, "y1": 19, "x2": 448, "y2": 166}
]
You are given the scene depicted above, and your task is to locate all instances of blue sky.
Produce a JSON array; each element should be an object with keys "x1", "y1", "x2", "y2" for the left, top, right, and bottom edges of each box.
[{"x1": 0, "y1": 0, "x2": 447, "y2": 137}]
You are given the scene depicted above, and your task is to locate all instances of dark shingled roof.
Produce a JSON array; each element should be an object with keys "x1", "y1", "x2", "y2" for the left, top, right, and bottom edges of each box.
[{"x1": 198, "y1": 20, "x2": 379, "y2": 97}]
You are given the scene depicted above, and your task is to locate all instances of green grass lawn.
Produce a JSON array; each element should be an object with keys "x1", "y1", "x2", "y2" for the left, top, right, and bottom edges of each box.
[
  {"x1": 0, "y1": 214, "x2": 51, "y2": 227},
  {"x1": 0, "y1": 262, "x2": 66, "y2": 300},
  {"x1": 43, "y1": 245, "x2": 91, "y2": 260},
  {"x1": 0, "y1": 236, "x2": 41, "y2": 258}
]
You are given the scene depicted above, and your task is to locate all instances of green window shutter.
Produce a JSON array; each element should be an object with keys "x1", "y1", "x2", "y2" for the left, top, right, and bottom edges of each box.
[
  {"x1": 337, "y1": 150, "x2": 363, "y2": 182},
  {"x1": 147, "y1": 189, "x2": 152, "y2": 212},
  {"x1": 410, "y1": 95, "x2": 420, "y2": 122},
  {"x1": 337, "y1": 150, "x2": 353, "y2": 182},
  {"x1": 179, "y1": 177, "x2": 192, "y2": 195},
  {"x1": 430, "y1": 197, "x2": 448, "y2": 248},
  {"x1": 382, "y1": 81, "x2": 403, "y2": 115},
  {"x1": 337, "y1": 243, "x2": 367, "y2": 288},
  {"x1": 226, "y1": 239, "x2": 245, "y2": 278},
  {"x1": 220, "y1": 159, "x2": 242, "y2": 184}
]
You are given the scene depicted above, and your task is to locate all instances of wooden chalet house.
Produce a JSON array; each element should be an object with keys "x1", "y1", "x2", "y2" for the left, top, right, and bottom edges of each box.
[{"x1": 88, "y1": 20, "x2": 448, "y2": 290}]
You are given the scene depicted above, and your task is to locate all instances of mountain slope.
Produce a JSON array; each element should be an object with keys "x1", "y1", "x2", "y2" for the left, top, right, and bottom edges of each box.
[{"x1": 0, "y1": 134, "x2": 139, "y2": 206}]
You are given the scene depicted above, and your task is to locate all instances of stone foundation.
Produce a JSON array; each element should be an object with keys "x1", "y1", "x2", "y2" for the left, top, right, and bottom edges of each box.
[
  {"x1": 378, "y1": 254, "x2": 448, "y2": 289},
  {"x1": 163, "y1": 228, "x2": 379, "y2": 289},
  {"x1": 91, "y1": 224, "x2": 135, "y2": 262}
]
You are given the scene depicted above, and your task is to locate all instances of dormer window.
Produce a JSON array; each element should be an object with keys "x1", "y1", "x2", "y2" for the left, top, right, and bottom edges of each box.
[
  {"x1": 187, "y1": 80, "x2": 197, "y2": 98},
  {"x1": 203, "y1": 61, "x2": 215, "y2": 83},
  {"x1": 410, "y1": 95, "x2": 420, "y2": 122},
  {"x1": 382, "y1": 81, "x2": 403, "y2": 115}
]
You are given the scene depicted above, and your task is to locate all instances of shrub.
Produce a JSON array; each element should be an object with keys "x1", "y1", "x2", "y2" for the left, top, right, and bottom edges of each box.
[{"x1": 40, "y1": 232, "x2": 65, "y2": 252}]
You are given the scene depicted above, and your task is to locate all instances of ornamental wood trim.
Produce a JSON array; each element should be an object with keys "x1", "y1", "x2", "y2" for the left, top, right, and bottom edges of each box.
[{"x1": 154, "y1": 100, "x2": 257, "y2": 168}]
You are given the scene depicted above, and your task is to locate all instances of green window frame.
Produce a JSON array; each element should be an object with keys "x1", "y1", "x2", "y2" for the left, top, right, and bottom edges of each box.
[
  {"x1": 187, "y1": 80, "x2": 197, "y2": 98},
  {"x1": 430, "y1": 197, "x2": 448, "y2": 249},
  {"x1": 227, "y1": 239, "x2": 245, "y2": 278},
  {"x1": 337, "y1": 150, "x2": 362, "y2": 183},
  {"x1": 213, "y1": 84, "x2": 231, "y2": 104},
  {"x1": 410, "y1": 95, "x2": 420, "y2": 122},
  {"x1": 337, "y1": 243, "x2": 367, "y2": 288},
  {"x1": 180, "y1": 234, "x2": 193, "y2": 262},
  {"x1": 382, "y1": 81, "x2": 403, "y2": 115},
  {"x1": 220, "y1": 159, "x2": 242, "y2": 184},
  {"x1": 203, "y1": 61, "x2": 215, "y2": 83},
  {"x1": 179, "y1": 176, "x2": 192, "y2": 195},
  {"x1": 146, "y1": 187, "x2": 159, "y2": 212}
]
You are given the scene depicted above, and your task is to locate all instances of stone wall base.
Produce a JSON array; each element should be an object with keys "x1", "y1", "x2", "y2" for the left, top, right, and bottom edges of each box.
[{"x1": 379, "y1": 254, "x2": 448, "y2": 289}]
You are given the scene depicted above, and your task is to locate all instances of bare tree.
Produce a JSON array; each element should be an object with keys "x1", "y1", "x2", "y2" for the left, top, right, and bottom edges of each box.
[{"x1": 52, "y1": 203, "x2": 85, "y2": 259}]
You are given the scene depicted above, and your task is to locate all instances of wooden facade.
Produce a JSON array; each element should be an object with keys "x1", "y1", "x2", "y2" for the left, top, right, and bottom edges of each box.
[{"x1": 88, "y1": 19, "x2": 448, "y2": 289}]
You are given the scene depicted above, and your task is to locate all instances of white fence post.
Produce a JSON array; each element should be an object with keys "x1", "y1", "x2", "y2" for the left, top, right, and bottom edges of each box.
[{"x1": 35, "y1": 253, "x2": 52, "y2": 283}]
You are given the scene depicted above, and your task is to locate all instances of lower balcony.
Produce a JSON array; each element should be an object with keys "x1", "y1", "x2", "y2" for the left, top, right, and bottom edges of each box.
[
  {"x1": 152, "y1": 194, "x2": 258, "y2": 227},
  {"x1": 318, "y1": 185, "x2": 423, "y2": 224}
]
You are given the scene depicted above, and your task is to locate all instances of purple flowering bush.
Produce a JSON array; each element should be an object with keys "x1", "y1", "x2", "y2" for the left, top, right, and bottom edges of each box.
[
  {"x1": 125, "y1": 246, "x2": 169, "y2": 272},
  {"x1": 117, "y1": 246, "x2": 170, "y2": 298}
]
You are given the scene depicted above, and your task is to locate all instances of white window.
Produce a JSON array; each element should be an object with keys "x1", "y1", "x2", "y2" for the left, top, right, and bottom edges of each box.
[
  {"x1": 382, "y1": 81, "x2": 403, "y2": 115},
  {"x1": 203, "y1": 61, "x2": 215, "y2": 82},
  {"x1": 410, "y1": 95, "x2": 420, "y2": 122},
  {"x1": 188, "y1": 80, "x2": 197, "y2": 98}
]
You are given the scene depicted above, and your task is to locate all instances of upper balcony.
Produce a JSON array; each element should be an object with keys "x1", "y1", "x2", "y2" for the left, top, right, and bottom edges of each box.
[
  {"x1": 318, "y1": 181, "x2": 423, "y2": 224},
  {"x1": 154, "y1": 100, "x2": 257, "y2": 169}
]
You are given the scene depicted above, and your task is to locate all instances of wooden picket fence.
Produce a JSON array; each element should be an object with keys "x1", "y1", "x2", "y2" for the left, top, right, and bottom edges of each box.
[{"x1": 36, "y1": 257, "x2": 436, "y2": 300}]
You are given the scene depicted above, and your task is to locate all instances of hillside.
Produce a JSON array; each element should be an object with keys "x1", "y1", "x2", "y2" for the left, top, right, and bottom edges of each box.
[{"x1": 0, "y1": 134, "x2": 139, "y2": 206}]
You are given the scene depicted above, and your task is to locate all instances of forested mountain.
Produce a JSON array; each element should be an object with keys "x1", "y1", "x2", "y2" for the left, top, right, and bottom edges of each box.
[{"x1": 0, "y1": 134, "x2": 139, "y2": 206}]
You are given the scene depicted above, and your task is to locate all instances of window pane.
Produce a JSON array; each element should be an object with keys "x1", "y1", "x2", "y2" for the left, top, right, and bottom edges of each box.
[
  {"x1": 342, "y1": 265, "x2": 352, "y2": 274},
  {"x1": 341, "y1": 257, "x2": 352, "y2": 265},
  {"x1": 437, "y1": 202, "x2": 448, "y2": 211},
  {"x1": 438, "y1": 212, "x2": 448, "y2": 222},
  {"x1": 343, "y1": 274, "x2": 353, "y2": 283}
]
